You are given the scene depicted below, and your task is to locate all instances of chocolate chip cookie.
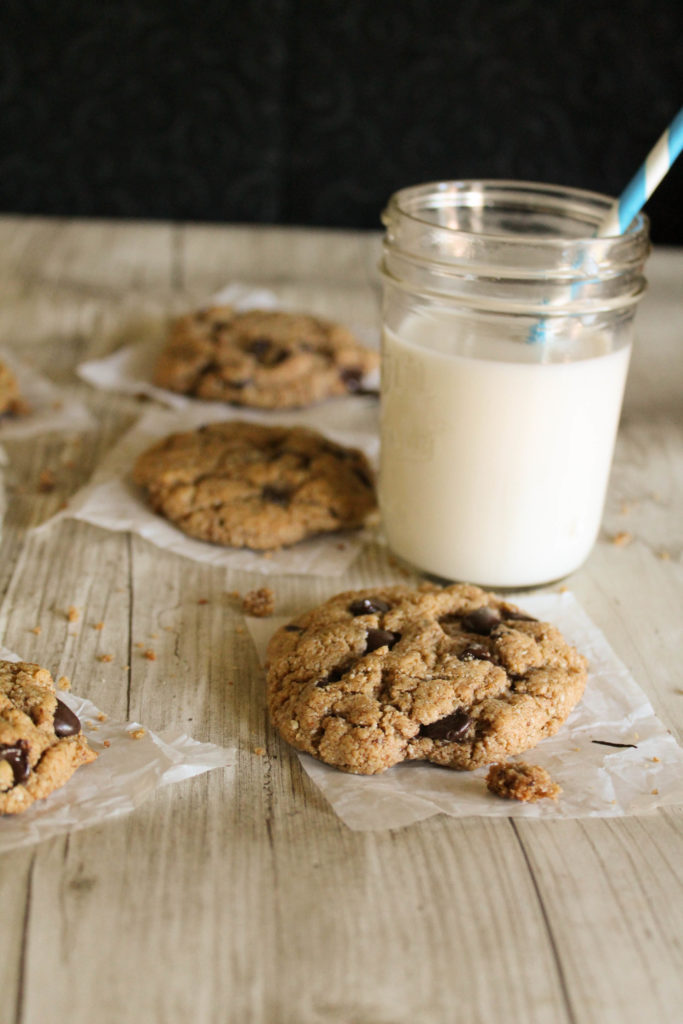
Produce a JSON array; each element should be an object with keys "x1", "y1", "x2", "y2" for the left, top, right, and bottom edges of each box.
[
  {"x1": 132, "y1": 421, "x2": 376, "y2": 550},
  {"x1": 1, "y1": 660, "x2": 97, "y2": 814},
  {"x1": 153, "y1": 306, "x2": 379, "y2": 409},
  {"x1": 267, "y1": 584, "x2": 587, "y2": 775},
  {"x1": 0, "y1": 360, "x2": 24, "y2": 417}
]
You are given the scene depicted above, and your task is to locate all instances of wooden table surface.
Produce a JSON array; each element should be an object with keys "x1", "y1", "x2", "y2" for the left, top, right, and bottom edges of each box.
[{"x1": 0, "y1": 216, "x2": 681, "y2": 1024}]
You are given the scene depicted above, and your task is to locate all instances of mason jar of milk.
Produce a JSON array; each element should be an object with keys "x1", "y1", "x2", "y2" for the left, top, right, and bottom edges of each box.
[{"x1": 379, "y1": 180, "x2": 650, "y2": 588}]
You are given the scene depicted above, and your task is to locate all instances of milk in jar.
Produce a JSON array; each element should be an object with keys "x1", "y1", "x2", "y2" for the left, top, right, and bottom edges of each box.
[
  {"x1": 380, "y1": 314, "x2": 631, "y2": 587},
  {"x1": 379, "y1": 181, "x2": 649, "y2": 587}
]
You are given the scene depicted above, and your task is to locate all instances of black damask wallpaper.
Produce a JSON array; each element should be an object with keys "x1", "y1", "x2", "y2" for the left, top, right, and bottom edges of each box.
[{"x1": 1, "y1": 0, "x2": 682, "y2": 242}]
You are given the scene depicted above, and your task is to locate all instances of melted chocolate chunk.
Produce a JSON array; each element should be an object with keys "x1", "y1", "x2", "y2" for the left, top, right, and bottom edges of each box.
[
  {"x1": 365, "y1": 628, "x2": 400, "y2": 653},
  {"x1": 284, "y1": 624, "x2": 303, "y2": 633},
  {"x1": 420, "y1": 709, "x2": 472, "y2": 743},
  {"x1": 461, "y1": 607, "x2": 502, "y2": 636},
  {"x1": 316, "y1": 664, "x2": 347, "y2": 687},
  {"x1": 53, "y1": 698, "x2": 81, "y2": 738},
  {"x1": 459, "y1": 643, "x2": 496, "y2": 663},
  {"x1": 353, "y1": 466, "x2": 373, "y2": 489},
  {"x1": 340, "y1": 367, "x2": 364, "y2": 392},
  {"x1": 503, "y1": 609, "x2": 538, "y2": 622},
  {"x1": 262, "y1": 485, "x2": 291, "y2": 507},
  {"x1": 0, "y1": 740, "x2": 30, "y2": 785},
  {"x1": 247, "y1": 338, "x2": 290, "y2": 366},
  {"x1": 348, "y1": 597, "x2": 392, "y2": 616}
]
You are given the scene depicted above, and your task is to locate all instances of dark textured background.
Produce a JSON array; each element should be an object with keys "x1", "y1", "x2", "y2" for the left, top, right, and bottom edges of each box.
[{"x1": 2, "y1": 0, "x2": 682, "y2": 242}]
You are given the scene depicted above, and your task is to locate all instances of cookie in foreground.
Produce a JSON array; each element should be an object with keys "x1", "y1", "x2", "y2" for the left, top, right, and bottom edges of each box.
[
  {"x1": 267, "y1": 583, "x2": 587, "y2": 775},
  {"x1": 153, "y1": 306, "x2": 379, "y2": 409},
  {"x1": 132, "y1": 421, "x2": 376, "y2": 550},
  {"x1": 0, "y1": 660, "x2": 97, "y2": 814}
]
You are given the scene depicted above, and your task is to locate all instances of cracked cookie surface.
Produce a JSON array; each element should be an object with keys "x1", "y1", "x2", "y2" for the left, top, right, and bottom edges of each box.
[
  {"x1": 132, "y1": 421, "x2": 376, "y2": 550},
  {"x1": 267, "y1": 583, "x2": 587, "y2": 774},
  {"x1": 0, "y1": 660, "x2": 97, "y2": 814},
  {"x1": 153, "y1": 306, "x2": 379, "y2": 409}
]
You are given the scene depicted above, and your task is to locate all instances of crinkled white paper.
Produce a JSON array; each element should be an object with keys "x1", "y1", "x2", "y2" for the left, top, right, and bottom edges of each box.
[
  {"x1": 0, "y1": 348, "x2": 95, "y2": 439},
  {"x1": 246, "y1": 593, "x2": 683, "y2": 829},
  {"x1": 36, "y1": 400, "x2": 381, "y2": 576},
  {"x1": 0, "y1": 646, "x2": 235, "y2": 852},
  {"x1": 77, "y1": 282, "x2": 379, "y2": 410}
]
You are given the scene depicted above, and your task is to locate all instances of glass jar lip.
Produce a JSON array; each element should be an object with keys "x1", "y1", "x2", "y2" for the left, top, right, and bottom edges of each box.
[{"x1": 383, "y1": 179, "x2": 649, "y2": 246}]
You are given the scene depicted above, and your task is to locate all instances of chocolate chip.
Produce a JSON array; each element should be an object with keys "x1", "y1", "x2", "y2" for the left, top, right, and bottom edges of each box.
[
  {"x1": 461, "y1": 607, "x2": 502, "y2": 635},
  {"x1": 316, "y1": 664, "x2": 347, "y2": 687},
  {"x1": 365, "y1": 628, "x2": 400, "y2": 653},
  {"x1": 353, "y1": 466, "x2": 373, "y2": 489},
  {"x1": 419, "y1": 709, "x2": 471, "y2": 742},
  {"x1": 53, "y1": 699, "x2": 82, "y2": 738},
  {"x1": 247, "y1": 338, "x2": 290, "y2": 366},
  {"x1": 284, "y1": 624, "x2": 303, "y2": 632},
  {"x1": 348, "y1": 597, "x2": 392, "y2": 616},
  {"x1": 459, "y1": 643, "x2": 496, "y2": 663},
  {"x1": 0, "y1": 740, "x2": 30, "y2": 785},
  {"x1": 262, "y1": 485, "x2": 291, "y2": 507},
  {"x1": 503, "y1": 609, "x2": 538, "y2": 622},
  {"x1": 340, "y1": 367, "x2": 364, "y2": 392}
]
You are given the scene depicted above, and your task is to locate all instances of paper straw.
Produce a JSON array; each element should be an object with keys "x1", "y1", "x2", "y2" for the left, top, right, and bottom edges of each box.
[
  {"x1": 598, "y1": 107, "x2": 683, "y2": 236},
  {"x1": 528, "y1": 107, "x2": 683, "y2": 342}
]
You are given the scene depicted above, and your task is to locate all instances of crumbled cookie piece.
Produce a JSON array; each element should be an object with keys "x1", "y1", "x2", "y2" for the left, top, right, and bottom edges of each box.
[
  {"x1": 129, "y1": 728, "x2": 146, "y2": 740},
  {"x1": 612, "y1": 531, "x2": 633, "y2": 547},
  {"x1": 243, "y1": 587, "x2": 275, "y2": 618},
  {"x1": 267, "y1": 583, "x2": 587, "y2": 775},
  {"x1": 0, "y1": 660, "x2": 97, "y2": 814},
  {"x1": 67, "y1": 606, "x2": 79, "y2": 623},
  {"x1": 38, "y1": 469, "x2": 56, "y2": 493},
  {"x1": 485, "y1": 761, "x2": 561, "y2": 802},
  {"x1": 143, "y1": 649, "x2": 156, "y2": 661},
  {"x1": 153, "y1": 306, "x2": 378, "y2": 409},
  {"x1": 0, "y1": 360, "x2": 26, "y2": 417},
  {"x1": 133, "y1": 421, "x2": 376, "y2": 550}
]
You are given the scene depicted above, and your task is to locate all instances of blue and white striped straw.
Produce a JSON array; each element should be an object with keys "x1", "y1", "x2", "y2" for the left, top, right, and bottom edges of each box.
[
  {"x1": 528, "y1": 107, "x2": 683, "y2": 343},
  {"x1": 598, "y1": 106, "x2": 683, "y2": 236}
]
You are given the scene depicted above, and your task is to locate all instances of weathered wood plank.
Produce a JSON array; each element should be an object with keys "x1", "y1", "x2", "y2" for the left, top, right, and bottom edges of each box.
[{"x1": 0, "y1": 217, "x2": 680, "y2": 1024}]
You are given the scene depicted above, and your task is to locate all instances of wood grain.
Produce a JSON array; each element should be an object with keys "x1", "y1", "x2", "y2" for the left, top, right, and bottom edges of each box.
[{"x1": 0, "y1": 217, "x2": 681, "y2": 1024}]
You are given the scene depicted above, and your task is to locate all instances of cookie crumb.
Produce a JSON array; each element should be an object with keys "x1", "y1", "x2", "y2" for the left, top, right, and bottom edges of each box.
[
  {"x1": 235, "y1": 625, "x2": 245, "y2": 635},
  {"x1": 29, "y1": 625, "x2": 42, "y2": 635},
  {"x1": 242, "y1": 587, "x2": 275, "y2": 617},
  {"x1": 612, "y1": 531, "x2": 633, "y2": 547},
  {"x1": 651, "y1": 756, "x2": 660, "y2": 763},
  {"x1": 651, "y1": 788, "x2": 659, "y2": 795},
  {"x1": 658, "y1": 550, "x2": 671, "y2": 561},
  {"x1": 129, "y1": 728, "x2": 146, "y2": 740},
  {"x1": 67, "y1": 606, "x2": 79, "y2": 623},
  {"x1": 143, "y1": 649, "x2": 156, "y2": 661},
  {"x1": 57, "y1": 675, "x2": 71, "y2": 691},
  {"x1": 198, "y1": 598, "x2": 209, "y2": 605},
  {"x1": 97, "y1": 713, "x2": 108, "y2": 722},
  {"x1": 134, "y1": 642, "x2": 145, "y2": 649},
  {"x1": 97, "y1": 654, "x2": 113, "y2": 663},
  {"x1": 93, "y1": 621, "x2": 104, "y2": 631},
  {"x1": 38, "y1": 468, "x2": 56, "y2": 492},
  {"x1": 103, "y1": 739, "x2": 111, "y2": 748},
  {"x1": 486, "y1": 761, "x2": 561, "y2": 803},
  {"x1": 253, "y1": 746, "x2": 266, "y2": 756}
]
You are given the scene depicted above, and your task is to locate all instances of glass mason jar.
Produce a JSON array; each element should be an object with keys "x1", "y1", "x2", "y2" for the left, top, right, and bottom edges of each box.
[{"x1": 379, "y1": 180, "x2": 650, "y2": 588}]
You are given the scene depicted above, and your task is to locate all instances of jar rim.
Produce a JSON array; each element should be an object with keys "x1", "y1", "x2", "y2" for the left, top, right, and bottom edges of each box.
[{"x1": 382, "y1": 179, "x2": 649, "y2": 247}]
